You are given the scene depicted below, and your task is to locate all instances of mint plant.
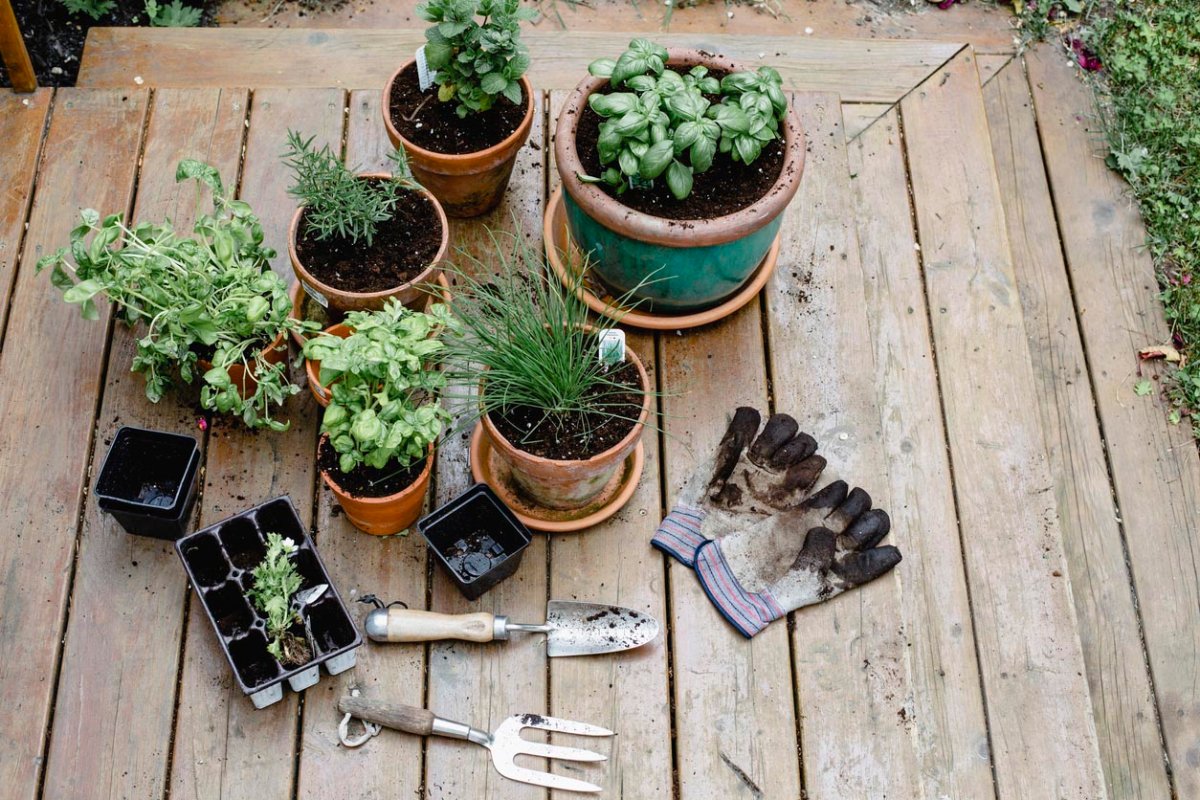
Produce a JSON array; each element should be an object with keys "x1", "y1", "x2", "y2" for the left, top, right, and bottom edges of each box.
[
  {"x1": 57, "y1": 0, "x2": 115, "y2": 20},
  {"x1": 284, "y1": 131, "x2": 422, "y2": 248},
  {"x1": 145, "y1": 0, "x2": 203, "y2": 27},
  {"x1": 580, "y1": 38, "x2": 788, "y2": 200},
  {"x1": 248, "y1": 533, "x2": 309, "y2": 666},
  {"x1": 37, "y1": 160, "x2": 318, "y2": 430},
  {"x1": 417, "y1": 0, "x2": 536, "y2": 118},
  {"x1": 303, "y1": 299, "x2": 449, "y2": 475}
]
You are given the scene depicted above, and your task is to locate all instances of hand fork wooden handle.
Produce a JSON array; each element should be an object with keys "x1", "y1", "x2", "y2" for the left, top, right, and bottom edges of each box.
[{"x1": 337, "y1": 697, "x2": 613, "y2": 794}]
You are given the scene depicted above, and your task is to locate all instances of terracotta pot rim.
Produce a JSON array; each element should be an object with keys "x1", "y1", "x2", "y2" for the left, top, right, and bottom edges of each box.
[
  {"x1": 287, "y1": 271, "x2": 452, "y2": 348},
  {"x1": 553, "y1": 47, "x2": 806, "y2": 248},
  {"x1": 288, "y1": 173, "x2": 450, "y2": 303},
  {"x1": 480, "y1": 339, "x2": 652, "y2": 468},
  {"x1": 196, "y1": 328, "x2": 288, "y2": 371},
  {"x1": 319, "y1": 437, "x2": 435, "y2": 507},
  {"x1": 383, "y1": 63, "x2": 535, "y2": 163}
]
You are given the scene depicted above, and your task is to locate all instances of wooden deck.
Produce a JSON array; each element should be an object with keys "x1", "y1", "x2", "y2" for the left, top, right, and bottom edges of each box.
[{"x1": 1, "y1": 32, "x2": 1198, "y2": 800}]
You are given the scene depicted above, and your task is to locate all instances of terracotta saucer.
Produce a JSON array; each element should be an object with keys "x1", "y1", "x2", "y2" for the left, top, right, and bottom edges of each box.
[
  {"x1": 468, "y1": 422, "x2": 645, "y2": 534},
  {"x1": 288, "y1": 271, "x2": 451, "y2": 348},
  {"x1": 542, "y1": 186, "x2": 782, "y2": 331}
]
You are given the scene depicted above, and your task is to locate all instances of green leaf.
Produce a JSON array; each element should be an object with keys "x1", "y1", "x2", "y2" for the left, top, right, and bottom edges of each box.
[
  {"x1": 1134, "y1": 380, "x2": 1153, "y2": 396},
  {"x1": 665, "y1": 160, "x2": 693, "y2": 200},
  {"x1": 588, "y1": 58, "x2": 615, "y2": 78},
  {"x1": 618, "y1": 148, "x2": 640, "y2": 177},
  {"x1": 480, "y1": 71, "x2": 508, "y2": 95},
  {"x1": 424, "y1": 41, "x2": 453, "y2": 69},
  {"x1": 176, "y1": 159, "x2": 224, "y2": 198},
  {"x1": 63, "y1": 279, "x2": 104, "y2": 305},
  {"x1": 501, "y1": 80, "x2": 522, "y2": 106},
  {"x1": 639, "y1": 140, "x2": 674, "y2": 179},
  {"x1": 690, "y1": 136, "x2": 716, "y2": 173}
]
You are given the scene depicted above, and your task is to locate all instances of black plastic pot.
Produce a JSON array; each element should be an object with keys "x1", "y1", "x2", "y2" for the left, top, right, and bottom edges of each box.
[
  {"x1": 418, "y1": 483, "x2": 532, "y2": 600},
  {"x1": 175, "y1": 496, "x2": 362, "y2": 709},
  {"x1": 95, "y1": 426, "x2": 200, "y2": 539}
]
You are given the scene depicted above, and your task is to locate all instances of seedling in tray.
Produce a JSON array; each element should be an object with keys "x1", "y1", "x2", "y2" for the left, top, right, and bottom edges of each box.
[{"x1": 175, "y1": 496, "x2": 362, "y2": 709}]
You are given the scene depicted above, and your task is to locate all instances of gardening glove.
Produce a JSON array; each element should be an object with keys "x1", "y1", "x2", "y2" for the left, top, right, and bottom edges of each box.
[{"x1": 652, "y1": 407, "x2": 901, "y2": 637}]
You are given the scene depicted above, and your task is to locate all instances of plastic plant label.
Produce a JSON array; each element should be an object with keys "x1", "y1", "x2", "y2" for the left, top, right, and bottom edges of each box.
[
  {"x1": 598, "y1": 329, "x2": 626, "y2": 366},
  {"x1": 416, "y1": 46, "x2": 438, "y2": 92},
  {"x1": 302, "y1": 281, "x2": 329, "y2": 309}
]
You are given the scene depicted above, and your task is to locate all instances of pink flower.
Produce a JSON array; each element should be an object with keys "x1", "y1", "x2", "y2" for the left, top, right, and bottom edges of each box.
[{"x1": 198, "y1": 417, "x2": 208, "y2": 431}]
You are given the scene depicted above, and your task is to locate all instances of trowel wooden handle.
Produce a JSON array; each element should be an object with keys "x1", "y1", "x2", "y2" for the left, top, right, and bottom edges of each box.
[
  {"x1": 366, "y1": 608, "x2": 498, "y2": 643},
  {"x1": 338, "y1": 697, "x2": 434, "y2": 736}
]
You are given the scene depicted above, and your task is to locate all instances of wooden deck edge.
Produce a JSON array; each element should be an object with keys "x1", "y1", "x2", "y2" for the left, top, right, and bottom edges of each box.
[{"x1": 77, "y1": 28, "x2": 966, "y2": 104}]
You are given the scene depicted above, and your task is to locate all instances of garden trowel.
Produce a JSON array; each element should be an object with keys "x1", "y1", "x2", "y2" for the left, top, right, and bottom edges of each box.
[{"x1": 364, "y1": 599, "x2": 658, "y2": 657}]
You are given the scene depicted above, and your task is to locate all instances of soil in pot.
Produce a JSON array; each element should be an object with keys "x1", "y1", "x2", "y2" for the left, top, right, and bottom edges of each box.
[
  {"x1": 317, "y1": 435, "x2": 429, "y2": 498},
  {"x1": 488, "y1": 359, "x2": 643, "y2": 460},
  {"x1": 388, "y1": 62, "x2": 527, "y2": 155},
  {"x1": 574, "y1": 70, "x2": 786, "y2": 221},
  {"x1": 295, "y1": 187, "x2": 442, "y2": 294}
]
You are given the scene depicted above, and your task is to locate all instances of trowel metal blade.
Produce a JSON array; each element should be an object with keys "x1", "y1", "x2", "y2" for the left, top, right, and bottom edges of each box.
[{"x1": 544, "y1": 600, "x2": 659, "y2": 658}]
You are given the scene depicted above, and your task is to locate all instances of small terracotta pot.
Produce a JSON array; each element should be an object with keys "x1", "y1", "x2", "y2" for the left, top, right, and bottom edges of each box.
[
  {"x1": 196, "y1": 330, "x2": 289, "y2": 400},
  {"x1": 481, "y1": 343, "x2": 652, "y2": 511},
  {"x1": 554, "y1": 48, "x2": 806, "y2": 311},
  {"x1": 383, "y1": 62, "x2": 534, "y2": 218},
  {"x1": 288, "y1": 173, "x2": 449, "y2": 315},
  {"x1": 304, "y1": 323, "x2": 351, "y2": 407},
  {"x1": 287, "y1": 271, "x2": 452, "y2": 350},
  {"x1": 320, "y1": 438, "x2": 434, "y2": 536}
]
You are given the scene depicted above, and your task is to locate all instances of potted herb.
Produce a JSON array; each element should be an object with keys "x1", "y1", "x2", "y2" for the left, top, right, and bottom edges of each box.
[
  {"x1": 438, "y1": 231, "x2": 653, "y2": 511},
  {"x1": 382, "y1": 0, "x2": 537, "y2": 218},
  {"x1": 303, "y1": 299, "x2": 449, "y2": 535},
  {"x1": 285, "y1": 131, "x2": 450, "y2": 316},
  {"x1": 553, "y1": 39, "x2": 806, "y2": 312},
  {"x1": 38, "y1": 161, "x2": 316, "y2": 430}
]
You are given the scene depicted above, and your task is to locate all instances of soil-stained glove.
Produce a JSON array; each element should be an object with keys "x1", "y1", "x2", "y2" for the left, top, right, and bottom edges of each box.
[{"x1": 652, "y1": 407, "x2": 901, "y2": 637}]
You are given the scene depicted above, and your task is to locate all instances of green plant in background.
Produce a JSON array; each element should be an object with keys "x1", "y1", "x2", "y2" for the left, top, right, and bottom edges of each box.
[
  {"x1": 579, "y1": 38, "x2": 787, "y2": 200},
  {"x1": 37, "y1": 160, "x2": 317, "y2": 430},
  {"x1": 304, "y1": 299, "x2": 449, "y2": 475},
  {"x1": 57, "y1": 0, "x2": 115, "y2": 20},
  {"x1": 437, "y1": 228, "x2": 652, "y2": 451},
  {"x1": 417, "y1": 0, "x2": 536, "y2": 117},
  {"x1": 283, "y1": 131, "x2": 422, "y2": 248},
  {"x1": 145, "y1": 0, "x2": 203, "y2": 27},
  {"x1": 248, "y1": 533, "x2": 309, "y2": 666}
]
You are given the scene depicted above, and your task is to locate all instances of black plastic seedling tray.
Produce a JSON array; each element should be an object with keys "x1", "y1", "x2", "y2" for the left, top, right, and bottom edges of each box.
[
  {"x1": 95, "y1": 426, "x2": 200, "y2": 540},
  {"x1": 175, "y1": 496, "x2": 362, "y2": 709},
  {"x1": 419, "y1": 483, "x2": 532, "y2": 600}
]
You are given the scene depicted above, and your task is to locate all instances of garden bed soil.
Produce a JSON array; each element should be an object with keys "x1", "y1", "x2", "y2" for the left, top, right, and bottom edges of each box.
[
  {"x1": 295, "y1": 189, "x2": 442, "y2": 294},
  {"x1": 318, "y1": 436, "x2": 427, "y2": 499},
  {"x1": 0, "y1": 0, "x2": 216, "y2": 88},
  {"x1": 388, "y1": 62, "x2": 527, "y2": 155},
  {"x1": 488, "y1": 360, "x2": 643, "y2": 460},
  {"x1": 575, "y1": 68, "x2": 785, "y2": 221}
]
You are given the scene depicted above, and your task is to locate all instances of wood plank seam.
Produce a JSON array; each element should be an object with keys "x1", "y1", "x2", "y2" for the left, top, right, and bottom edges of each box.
[
  {"x1": 892, "y1": 80, "x2": 1004, "y2": 800},
  {"x1": 0, "y1": 89, "x2": 53, "y2": 350},
  {"x1": 1012, "y1": 57, "x2": 1177, "y2": 797}
]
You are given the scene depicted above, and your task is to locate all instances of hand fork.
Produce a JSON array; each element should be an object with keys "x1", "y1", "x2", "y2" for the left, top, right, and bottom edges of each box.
[{"x1": 337, "y1": 697, "x2": 613, "y2": 794}]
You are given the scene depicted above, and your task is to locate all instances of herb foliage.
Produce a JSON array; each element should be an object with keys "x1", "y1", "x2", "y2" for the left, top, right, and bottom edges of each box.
[{"x1": 248, "y1": 533, "x2": 309, "y2": 666}]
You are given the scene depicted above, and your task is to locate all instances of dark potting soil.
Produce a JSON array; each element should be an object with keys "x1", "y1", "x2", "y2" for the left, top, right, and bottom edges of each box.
[
  {"x1": 295, "y1": 188, "x2": 442, "y2": 294},
  {"x1": 388, "y1": 62, "x2": 526, "y2": 155},
  {"x1": 0, "y1": 0, "x2": 216, "y2": 88},
  {"x1": 318, "y1": 436, "x2": 427, "y2": 499},
  {"x1": 573, "y1": 69, "x2": 786, "y2": 221},
  {"x1": 488, "y1": 360, "x2": 643, "y2": 460}
]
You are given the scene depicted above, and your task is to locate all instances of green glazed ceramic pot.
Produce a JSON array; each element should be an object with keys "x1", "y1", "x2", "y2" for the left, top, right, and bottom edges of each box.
[{"x1": 554, "y1": 48, "x2": 806, "y2": 313}]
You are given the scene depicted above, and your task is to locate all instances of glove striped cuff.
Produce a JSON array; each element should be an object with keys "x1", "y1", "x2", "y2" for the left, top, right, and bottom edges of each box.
[
  {"x1": 651, "y1": 504, "x2": 708, "y2": 567},
  {"x1": 694, "y1": 540, "x2": 786, "y2": 638}
]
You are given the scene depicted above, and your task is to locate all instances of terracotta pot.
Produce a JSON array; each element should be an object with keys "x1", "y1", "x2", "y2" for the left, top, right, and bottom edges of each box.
[
  {"x1": 304, "y1": 323, "x2": 351, "y2": 407},
  {"x1": 288, "y1": 173, "x2": 449, "y2": 315},
  {"x1": 287, "y1": 271, "x2": 452, "y2": 350},
  {"x1": 196, "y1": 330, "x2": 288, "y2": 401},
  {"x1": 383, "y1": 62, "x2": 534, "y2": 218},
  {"x1": 320, "y1": 438, "x2": 434, "y2": 536},
  {"x1": 553, "y1": 48, "x2": 806, "y2": 312},
  {"x1": 481, "y1": 343, "x2": 652, "y2": 511}
]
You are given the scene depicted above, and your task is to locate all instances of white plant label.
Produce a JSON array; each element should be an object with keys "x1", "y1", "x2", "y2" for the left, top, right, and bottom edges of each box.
[
  {"x1": 416, "y1": 46, "x2": 437, "y2": 92},
  {"x1": 598, "y1": 329, "x2": 626, "y2": 366},
  {"x1": 302, "y1": 281, "x2": 329, "y2": 309}
]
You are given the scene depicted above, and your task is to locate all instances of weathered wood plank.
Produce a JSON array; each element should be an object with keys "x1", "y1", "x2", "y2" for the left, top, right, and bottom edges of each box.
[
  {"x1": 983, "y1": 61, "x2": 1171, "y2": 800},
  {"x1": 0, "y1": 87, "x2": 148, "y2": 800},
  {"x1": 295, "y1": 88, "x2": 428, "y2": 800},
  {"x1": 659, "y1": 317, "x2": 802, "y2": 797},
  {"x1": 849, "y1": 107, "x2": 996, "y2": 799},
  {"x1": 41, "y1": 88, "x2": 248, "y2": 800},
  {"x1": 168, "y1": 88, "x2": 343, "y2": 800},
  {"x1": 79, "y1": 28, "x2": 964, "y2": 104},
  {"x1": 1028, "y1": 45, "x2": 1200, "y2": 799},
  {"x1": 900, "y1": 48, "x2": 1107, "y2": 799},
  {"x1": 0, "y1": 88, "x2": 50, "y2": 342},
  {"x1": 841, "y1": 102, "x2": 890, "y2": 142},
  {"x1": 976, "y1": 54, "x2": 1011, "y2": 85},
  {"x1": 545, "y1": 89, "x2": 672, "y2": 798},
  {"x1": 424, "y1": 92, "x2": 549, "y2": 800}
]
